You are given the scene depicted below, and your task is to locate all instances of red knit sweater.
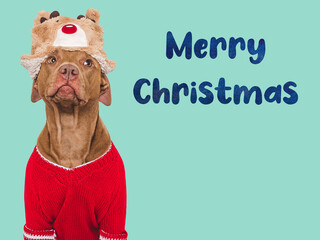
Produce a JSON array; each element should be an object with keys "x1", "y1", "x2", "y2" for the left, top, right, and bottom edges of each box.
[{"x1": 23, "y1": 142, "x2": 128, "y2": 240}]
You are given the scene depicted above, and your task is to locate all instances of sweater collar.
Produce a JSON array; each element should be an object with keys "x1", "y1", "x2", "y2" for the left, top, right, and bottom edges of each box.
[{"x1": 31, "y1": 142, "x2": 118, "y2": 183}]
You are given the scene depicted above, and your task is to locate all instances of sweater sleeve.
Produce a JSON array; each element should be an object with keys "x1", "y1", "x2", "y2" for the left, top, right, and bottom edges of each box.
[
  {"x1": 24, "y1": 159, "x2": 56, "y2": 240},
  {"x1": 99, "y1": 160, "x2": 128, "y2": 240}
]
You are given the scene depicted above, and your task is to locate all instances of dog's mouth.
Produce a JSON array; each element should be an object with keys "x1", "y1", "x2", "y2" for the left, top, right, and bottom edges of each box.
[
  {"x1": 57, "y1": 85, "x2": 75, "y2": 98},
  {"x1": 47, "y1": 85, "x2": 87, "y2": 105}
]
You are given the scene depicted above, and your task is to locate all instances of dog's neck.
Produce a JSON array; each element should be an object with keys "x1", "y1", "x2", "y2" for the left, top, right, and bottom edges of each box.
[{"x1": 37, "y1": 99, "x2": 111, "y2": 168}]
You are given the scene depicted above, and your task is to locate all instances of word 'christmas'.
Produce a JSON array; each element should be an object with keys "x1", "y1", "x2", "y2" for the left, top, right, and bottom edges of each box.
[{"x1": 133, "y1": 78, "x2": 298, "y2": 105}]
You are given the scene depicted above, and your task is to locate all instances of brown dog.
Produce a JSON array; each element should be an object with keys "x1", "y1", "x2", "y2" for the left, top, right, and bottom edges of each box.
[
  {"x1": 33, "y1": 48, "x2": 111, "y2": 168},
  {"x1": 21, "y1": 9, "x2": 127, "y2": 240}
]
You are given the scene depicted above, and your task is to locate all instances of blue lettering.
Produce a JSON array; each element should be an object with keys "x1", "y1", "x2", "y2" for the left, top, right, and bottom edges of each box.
[
  {"x1": 248, "y1": 39, "x2": 265, "y2": 64},
  {"x1": 166, "y1": 31, "x2": 192, "y2": 59},
  {"x1": 214, "y1": 78, "x2": 232, "y2": 104},
  {"x1": 283, "y1": 81, "x2": 298, "y2": 104},
  {"x1": 133, "y1": 78, "x2": 151, "y2": 104}
]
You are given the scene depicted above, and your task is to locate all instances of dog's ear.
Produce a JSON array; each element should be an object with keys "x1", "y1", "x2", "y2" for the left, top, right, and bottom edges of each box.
[
  {"x1": 99, "y1": 74, "x2": 111, "y2": 106},
  {"x1": 85, "y1": 8, "x2": 100, "y2": 24},
  {"x1": 31, "y1": 79, "x2": 41, "y2": 103}
]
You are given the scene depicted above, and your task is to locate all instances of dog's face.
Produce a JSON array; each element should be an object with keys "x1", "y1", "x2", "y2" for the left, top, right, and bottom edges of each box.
[{"x1": 31, "y1": 48, "x2": 111, "y2": 107}]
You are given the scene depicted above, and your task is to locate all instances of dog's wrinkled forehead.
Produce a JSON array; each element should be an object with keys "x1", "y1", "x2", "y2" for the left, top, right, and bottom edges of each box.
[
  {"x1": 45, "y1": 49, "x2": 100, "y2": 69},
  {"x1": 21, "y1": 9, "x2": 116, "y2": 80}
]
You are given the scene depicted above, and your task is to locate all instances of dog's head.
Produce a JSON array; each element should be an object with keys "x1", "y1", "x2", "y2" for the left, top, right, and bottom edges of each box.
[
  {"x1": 31, "y1": 48, "x2": 111, "y2": 107},
  {"x1": 21, "y1": 9, "x2": 114, "y2": 107}
]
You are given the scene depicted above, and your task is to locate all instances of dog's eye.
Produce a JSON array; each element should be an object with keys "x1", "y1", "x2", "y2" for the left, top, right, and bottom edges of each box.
[
  {"x1": 84, "y1": 59, "x2": 93, "y2": 67},
  {"x1": 47, "y1": 57, "x2": 57, "y2": 64}
]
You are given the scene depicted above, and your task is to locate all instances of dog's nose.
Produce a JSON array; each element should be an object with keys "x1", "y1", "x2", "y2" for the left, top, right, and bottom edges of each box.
[{"x1": 58, "y1": 64, "x2": 79, "y2": 81}]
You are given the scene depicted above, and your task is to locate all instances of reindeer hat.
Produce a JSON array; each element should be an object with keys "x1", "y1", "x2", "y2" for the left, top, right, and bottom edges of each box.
[{"x1": 21, "y1": 9, "x2": 116, "y2": 80}]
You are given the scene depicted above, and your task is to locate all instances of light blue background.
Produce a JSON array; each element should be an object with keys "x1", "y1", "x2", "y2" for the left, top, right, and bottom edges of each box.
[{"x1": 0, "y1": 0, "x2": 319, "y2": 239}]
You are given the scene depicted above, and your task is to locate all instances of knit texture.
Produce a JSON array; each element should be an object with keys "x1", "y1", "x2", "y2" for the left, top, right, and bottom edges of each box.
[{"x1": 23, "y1": 142, "x2": 127, "y2": 240}]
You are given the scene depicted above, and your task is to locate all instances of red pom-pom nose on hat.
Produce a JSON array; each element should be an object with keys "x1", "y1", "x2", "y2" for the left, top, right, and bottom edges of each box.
[{"x1": 62, "y1": 24, "x2": 77, "y2": 34}]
